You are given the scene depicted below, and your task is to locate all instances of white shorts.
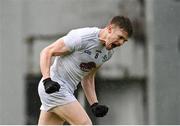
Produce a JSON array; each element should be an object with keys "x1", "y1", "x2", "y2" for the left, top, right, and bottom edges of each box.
[{"x1": 38, "y1": 75, "x2": 77, "y2": 112}]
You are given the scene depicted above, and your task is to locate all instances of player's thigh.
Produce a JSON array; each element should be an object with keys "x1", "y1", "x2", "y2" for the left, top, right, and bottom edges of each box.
[
  {"x1": 38, "y1": 110, "x2": 65, "y2": 125},
  {"x1": 51, "y1": 101, "x2": 92, "y2": 125}
]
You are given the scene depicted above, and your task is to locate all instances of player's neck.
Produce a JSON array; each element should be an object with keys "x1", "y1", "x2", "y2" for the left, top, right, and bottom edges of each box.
[{"x1": 98, "y1": 28, "x2": 108, "y2": 45}]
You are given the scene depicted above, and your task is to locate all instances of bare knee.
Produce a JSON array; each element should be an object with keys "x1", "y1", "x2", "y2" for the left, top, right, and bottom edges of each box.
[
  {"x1": 38, "y1": 110, "x2": 65, "y2": 125},
  {"x1": 77, "y1": 118, "x2": 92, "y2": 125}
]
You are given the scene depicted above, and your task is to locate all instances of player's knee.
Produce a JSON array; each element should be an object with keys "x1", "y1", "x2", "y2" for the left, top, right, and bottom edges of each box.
[{"x1": 79, "y1": 118, "x2": 92, "y2": 125}]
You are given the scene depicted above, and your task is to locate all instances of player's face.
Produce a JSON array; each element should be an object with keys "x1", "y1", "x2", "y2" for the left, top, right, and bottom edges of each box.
[{"x1": 105, "y1": 25, "x2": 128, "y2": 50}]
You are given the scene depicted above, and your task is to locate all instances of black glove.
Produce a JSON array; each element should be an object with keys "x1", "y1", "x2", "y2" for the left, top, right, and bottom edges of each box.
[
  {"x1": 90, "y1": 102, "x2": 109, "y2": 117},
  {"x1": 43, "y1": 78, "x2": 60, "y2": 94}
]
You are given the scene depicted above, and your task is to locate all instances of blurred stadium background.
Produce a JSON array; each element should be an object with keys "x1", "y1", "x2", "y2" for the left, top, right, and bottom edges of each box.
[{"x1": 0, "y1": 0, "x2": 180, "y2": 124}]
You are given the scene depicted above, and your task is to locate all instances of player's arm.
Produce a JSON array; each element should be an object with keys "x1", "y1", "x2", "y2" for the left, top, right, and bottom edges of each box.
[
  {"x1": 81, "y1": 66, "x2": 100, "y2": 105},
  {"x1": 40, "y1": 38, "x2": 70, "y2": 94},
  {"x1": 81, "y1": 66, "x2": 109, "y2": 117}
]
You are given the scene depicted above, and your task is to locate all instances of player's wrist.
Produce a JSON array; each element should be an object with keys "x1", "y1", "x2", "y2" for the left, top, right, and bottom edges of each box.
[
  {"x1": 42, "y1": 75, "x2": 50, "y2": 79},
  {"x1": 90, "y1": 102, "x2": 98, "y2": 108},
  {"x1": 43, "y1": 77, "x2": 51, "y2": 83}
]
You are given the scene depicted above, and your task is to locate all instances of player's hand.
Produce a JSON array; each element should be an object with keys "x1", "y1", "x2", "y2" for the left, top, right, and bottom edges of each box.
[
  {"x1": 43, "y1": 78, "x2": 60, "y2": 94},
  {"x1": 90, "y1": 103, "x2": 109, "y2": 117}
]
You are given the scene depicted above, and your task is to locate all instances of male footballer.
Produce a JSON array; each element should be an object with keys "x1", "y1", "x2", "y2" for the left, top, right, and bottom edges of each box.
[{"x1": 38, "y1": 16, "x2": 133, "y2": 125}]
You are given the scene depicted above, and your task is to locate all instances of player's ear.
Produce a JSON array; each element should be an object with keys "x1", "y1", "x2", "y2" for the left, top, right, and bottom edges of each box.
[{"x1": 107, "y1": 24, "x2": 112, "y2": 34}]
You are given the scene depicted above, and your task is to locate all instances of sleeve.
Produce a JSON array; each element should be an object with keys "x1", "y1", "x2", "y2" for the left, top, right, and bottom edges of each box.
[{"x1": 62, "y1": 30, "x2": 82, "y2": 52}]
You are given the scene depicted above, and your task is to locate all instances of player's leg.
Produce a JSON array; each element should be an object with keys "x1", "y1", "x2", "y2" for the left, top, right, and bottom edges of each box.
[
  {"x1": 38, "y1": 110, "x2": 65, "y2": 125},
  {"x1": 51, "y1": 100, "x2": 92, "y2": 125}
]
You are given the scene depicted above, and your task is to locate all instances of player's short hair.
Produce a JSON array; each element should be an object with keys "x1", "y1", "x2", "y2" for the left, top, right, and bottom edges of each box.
[{"x1": 110, "y1": 16, "x2": 133, "y2": 37}]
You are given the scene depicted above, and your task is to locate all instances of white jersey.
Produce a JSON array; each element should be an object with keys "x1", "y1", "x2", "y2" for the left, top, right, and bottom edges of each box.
[{"x1": 50, "y1": 27, "x2": 114, "y2": 92}]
